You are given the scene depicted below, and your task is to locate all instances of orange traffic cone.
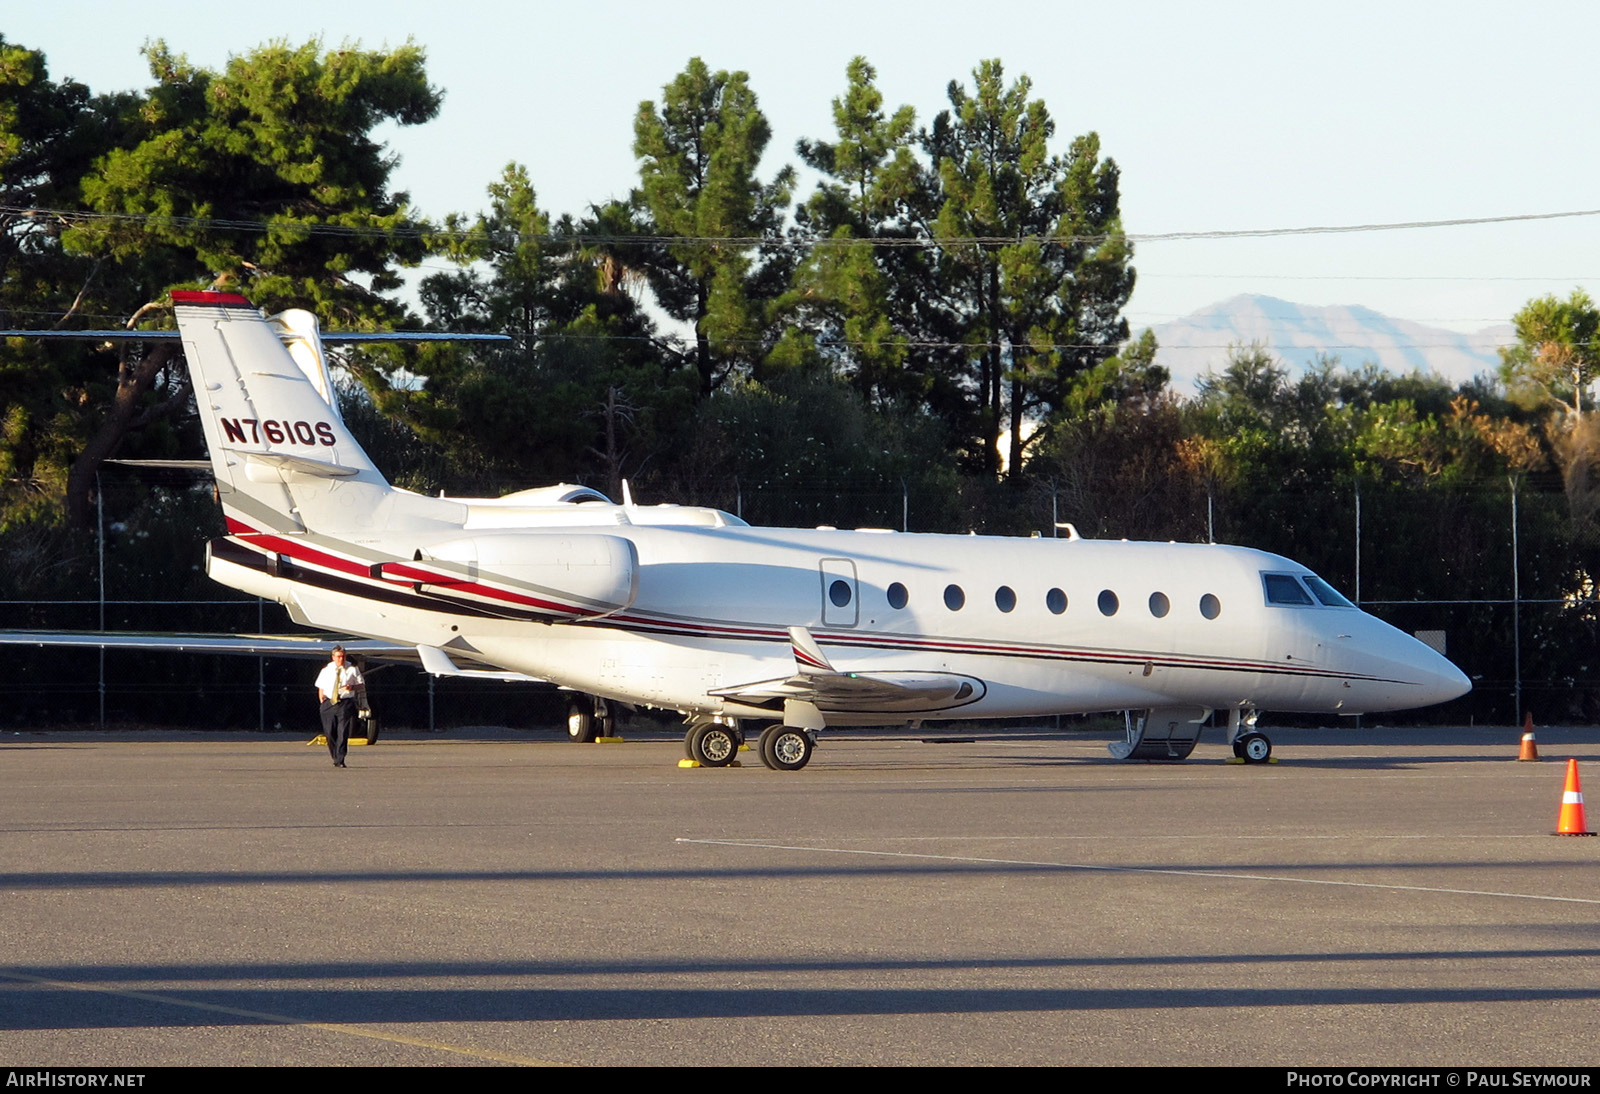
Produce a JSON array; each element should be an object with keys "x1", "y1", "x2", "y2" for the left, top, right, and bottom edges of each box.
[
  {"x1": 1519, "y1": 713, "x2": 1540, "y2": 761},
  {"x1": 1554, "y1": 758, "x2": 1595, "y2": 836}
]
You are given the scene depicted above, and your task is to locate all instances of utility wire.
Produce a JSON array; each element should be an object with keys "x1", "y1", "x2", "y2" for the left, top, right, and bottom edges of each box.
[{"x1": 8, "y1": 203, "x2": 1600, "y2": 248}]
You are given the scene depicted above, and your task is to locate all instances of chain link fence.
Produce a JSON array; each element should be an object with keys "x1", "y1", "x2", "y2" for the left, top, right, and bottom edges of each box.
[{"x1": 3, "y1": 474, "x2": 1591, "y2": 731}]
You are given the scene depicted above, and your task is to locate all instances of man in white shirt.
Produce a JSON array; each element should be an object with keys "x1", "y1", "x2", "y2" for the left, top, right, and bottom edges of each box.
[{"x1": 314, "y1": 645, "x2": 366, "y2": 768}]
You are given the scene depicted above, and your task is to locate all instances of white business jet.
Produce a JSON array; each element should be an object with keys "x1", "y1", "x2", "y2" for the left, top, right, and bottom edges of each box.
[{"x1": 10, "y1": 292, "x2": 1473, "y2": 767}]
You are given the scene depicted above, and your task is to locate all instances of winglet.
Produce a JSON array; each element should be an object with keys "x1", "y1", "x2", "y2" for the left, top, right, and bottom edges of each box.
[
  {"x1": 788, "y1": 626, "x2": 835, "y2": 673},
  {"x1": 416, "y1": 644, "x2": 543, "y2": 682},
  {"x1": 416, "y1": 644, "x2": 462, "y2": 677}
]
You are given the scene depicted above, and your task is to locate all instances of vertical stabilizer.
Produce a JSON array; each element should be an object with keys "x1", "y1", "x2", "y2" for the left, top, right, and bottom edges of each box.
[{"x1": 173, "y1": 292, "x2": 459, "y2": 535}]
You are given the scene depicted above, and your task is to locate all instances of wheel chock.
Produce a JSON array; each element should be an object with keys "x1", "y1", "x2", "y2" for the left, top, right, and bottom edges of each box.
[
  {"x1": 595, "y1": 736, "x2": 625, "y2": 743},
  {"x1": 308, "y1": 735, "x2": 372, "y2": 747},
  {"x1": 678, "y1": 758, "x2": 701, "y2": 768}
]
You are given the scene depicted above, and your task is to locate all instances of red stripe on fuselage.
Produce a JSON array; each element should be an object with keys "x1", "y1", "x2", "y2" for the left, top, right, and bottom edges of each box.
[
  {"x1": 172, "y1": 290, "x2": 252, "y2": 306},
  {"x1": 226, "y1": 523, "x2": 591, "y2": 618}
]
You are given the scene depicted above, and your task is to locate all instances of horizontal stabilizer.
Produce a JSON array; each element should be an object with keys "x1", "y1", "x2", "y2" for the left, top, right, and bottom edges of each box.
[{"x1": 233, "y1": 449, "x2": 361, "y2": 479}]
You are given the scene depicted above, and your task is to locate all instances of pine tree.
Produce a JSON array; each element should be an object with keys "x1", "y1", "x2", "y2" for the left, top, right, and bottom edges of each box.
[{"x1": 632, "y1": 58, "x2": 794, "y2": 395}]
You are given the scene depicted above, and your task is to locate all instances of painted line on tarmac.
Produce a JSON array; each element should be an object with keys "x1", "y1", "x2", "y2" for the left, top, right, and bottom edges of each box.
[
  {"x1": 0, "y1": 968, "x2": 569, "y2": 1066},
  {"x1": 677, "y1": 838, "x2": 1600, "y2": 905},
  {"x1": 737, "y1": 833, "x2": 1560, "y2": 841}
]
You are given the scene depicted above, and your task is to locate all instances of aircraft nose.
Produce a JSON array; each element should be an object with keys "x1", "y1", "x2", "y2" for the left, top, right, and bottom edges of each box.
[
  {"x1": 1408, "y1": 644, "x2": 1472, "y2": 706},
  {"x1": 1331, "y1": 616, "x2": 1472, "y2": 711}
]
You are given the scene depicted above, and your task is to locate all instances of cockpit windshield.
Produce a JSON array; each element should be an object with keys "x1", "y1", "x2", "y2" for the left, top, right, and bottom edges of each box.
[
  {"x1": 1262, "y1": 573, "x2": 1314, "y2": 606},
  {"x1": 1262, "y1": 571, "x2": 1356, "y2": 608},
  {"x1": 1302, "y1": 574, "x2": 1355, "y2": 608}
]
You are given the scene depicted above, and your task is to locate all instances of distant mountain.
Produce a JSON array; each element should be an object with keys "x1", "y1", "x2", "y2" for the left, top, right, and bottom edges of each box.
[{"x1": 1147, "y1": 295, "x2": 1511, "y2": 393}]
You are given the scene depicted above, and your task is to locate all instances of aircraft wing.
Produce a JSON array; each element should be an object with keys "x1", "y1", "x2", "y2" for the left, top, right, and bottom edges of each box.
[
  {"x1": 0, "y1": 631, "x2": 541, "y2": 682},
  {"x1": 0, "y1": 330, "x2": 509, "y2": 343},
  {"x1": 0, "y1": 630, "x2": 413, "y2": 659},
  {"x1": 709, "y1": 626, "x2": 986, "y2": 715}
]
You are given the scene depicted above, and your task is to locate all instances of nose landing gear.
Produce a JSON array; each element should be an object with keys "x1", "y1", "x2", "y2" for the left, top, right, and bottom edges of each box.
[
  {"x1": 1233, "y1": 731, "x2": 1273, "y2": 763},
  {"x1": 1227, "y1": 709, "x2": 1273, "y2": 764}
]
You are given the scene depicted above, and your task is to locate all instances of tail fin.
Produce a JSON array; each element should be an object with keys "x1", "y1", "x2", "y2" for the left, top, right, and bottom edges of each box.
[{"x1": 173, "y1": 292, "x2": 459, "y2": 535}]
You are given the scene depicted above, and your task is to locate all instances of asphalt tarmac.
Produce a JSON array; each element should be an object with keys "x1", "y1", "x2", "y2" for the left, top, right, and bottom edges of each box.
[{"x1": 1, "y1": 723, "x2": 1597, "y2": 1067}]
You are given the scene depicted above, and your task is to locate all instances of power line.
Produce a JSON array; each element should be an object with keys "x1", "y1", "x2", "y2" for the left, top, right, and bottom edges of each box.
[
  {"x1": 1140, "y1": 273, "x2": 1600, "y2": 282},
  {"x1": 1132, "y1": 207, "x2": 1600, "y2": 241},
  {"x1": 9, "y1": 203, "x2": 1600, "y2": 249}
]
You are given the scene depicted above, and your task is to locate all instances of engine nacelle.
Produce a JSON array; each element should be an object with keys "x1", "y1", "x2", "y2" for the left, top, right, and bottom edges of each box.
[{"x1": 376, "y1": 533, "x2": 639, "y2": 621}]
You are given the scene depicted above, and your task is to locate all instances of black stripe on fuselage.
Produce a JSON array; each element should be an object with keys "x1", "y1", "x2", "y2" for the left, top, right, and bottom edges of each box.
[{"x1": 210, "y1": 537, "x2": 515, "y2": 622}]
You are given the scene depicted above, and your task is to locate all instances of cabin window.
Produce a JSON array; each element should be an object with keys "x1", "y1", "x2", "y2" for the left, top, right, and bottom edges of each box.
[
  {"x1": 887, "y1": 582, "x2": 908, "y2": 609},
  {"x1": 829, "y1": 579, "x2": 853, "y2": 608},
  {"x1": 1098, "y1": 590, "x2": 1119, "y2": 616},
  {"x1": 1304, "y1": 574, "x2": 1355, "y2": 608},
  {"x1": 1149, "y1": 592, "x2": 1170, "y2": 618},
  {"x1": 1200, "y1": 593, "x2": 1221, "y2": 620},
  {"x1": 1046, "y1": 588, "x2": 1067, "y2": 615},
  {"x1": 1263, "y1": 572, "x2": 1315, "y2": 606},
  {"x1": 944, "y1": 584, "x2": 965, "y2": 611},
  {"x1": 995, "y1": 586, "x2": 1016, "y2": 612}
]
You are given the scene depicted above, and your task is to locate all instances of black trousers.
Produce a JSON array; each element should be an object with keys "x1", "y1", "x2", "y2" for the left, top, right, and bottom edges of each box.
[{"x1": 321, "y1": 698, "x2": 356, "y2": 764}]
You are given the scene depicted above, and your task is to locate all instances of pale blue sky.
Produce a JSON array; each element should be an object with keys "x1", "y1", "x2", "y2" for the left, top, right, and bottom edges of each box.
[{"x1": 10, "y1": 0, "x2": 1600, "y2": 338}]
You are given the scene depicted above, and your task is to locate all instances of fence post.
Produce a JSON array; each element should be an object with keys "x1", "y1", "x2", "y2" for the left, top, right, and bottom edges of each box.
[
  {"x1": 1354, "y1": 480, "x2": 1362, "y2": 605},
  {"x1": 96, "y1": 470, "x2": 104, "y2": 729},
  {"x1": 1511, "y1": 476, "x2": 1522, "y2": 724},
  {"x1": 258, "y1": 598, "x2": 265, "y2": 733}
]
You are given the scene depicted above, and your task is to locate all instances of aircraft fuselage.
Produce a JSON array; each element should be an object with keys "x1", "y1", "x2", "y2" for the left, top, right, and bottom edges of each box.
[{"x1": 207, "y1": 513, "x2": 1468, "y2": 725}]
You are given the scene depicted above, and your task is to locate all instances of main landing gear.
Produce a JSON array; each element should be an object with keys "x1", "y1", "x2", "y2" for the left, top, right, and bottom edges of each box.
[
  {"x1": 686, "y1": 721, "x2": 741, "y2": 767},
  {"x1": 757, "y1": 724, "x2": 814, "y2": 771},
  {"x1": 682, "y1": 719, "x2": 816, "y2": 771}
]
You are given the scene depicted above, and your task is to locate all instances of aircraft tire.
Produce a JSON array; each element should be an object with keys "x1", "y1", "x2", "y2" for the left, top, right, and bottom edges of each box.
[
  {"x1": 759, "y1": 725, "x2": 814, "y2": 772},
  {"x1": 692, "y1": 723, "x2": 739, "y2": 767},
  {"x1": 1237, "y1": 732, "x2": 1272, "y2": 764},
  {"x1": 567, "y1": 702, "x2": 598, "y2": 743},
  {"x1": 754, "y1": 723, "x2": 781, "y2": 769}
]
